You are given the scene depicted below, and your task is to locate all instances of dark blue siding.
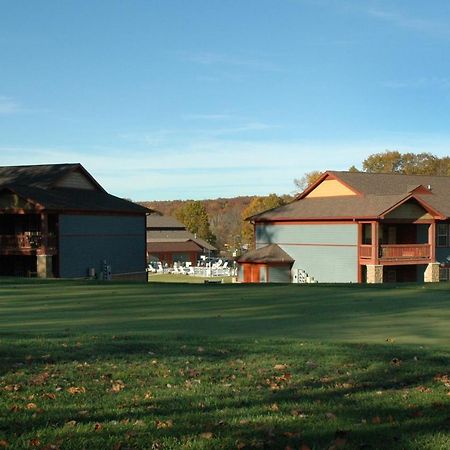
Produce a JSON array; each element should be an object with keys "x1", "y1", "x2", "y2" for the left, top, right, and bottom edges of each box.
[{"x1": 59, "y1": 214, "x2": 145, "y2": 278}]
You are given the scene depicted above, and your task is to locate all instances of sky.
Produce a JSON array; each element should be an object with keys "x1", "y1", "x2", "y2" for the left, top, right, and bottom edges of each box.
[{"x1": 1, "y1": 0, "x2": 450, "y2": 200}]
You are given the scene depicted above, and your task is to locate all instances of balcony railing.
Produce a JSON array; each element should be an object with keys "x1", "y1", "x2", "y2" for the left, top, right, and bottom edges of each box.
[
  {"x1": 0, "y1": 233, "x2": 57, "y2": 251},
  {"x1": 380, "y1": 244, "x2": 430, "y2": 260},
  {"x1": 360, "y1": 244, "x2": 431, "y2": 261}
]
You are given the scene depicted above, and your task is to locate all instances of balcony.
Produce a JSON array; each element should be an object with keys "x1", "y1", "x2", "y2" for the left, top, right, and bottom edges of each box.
[
  {"x1": 360, "y1": 244, "x2": 431, "y2": 262},
  {"x1": 0, "y1": 233, "x2": 57, "y2": 254}
]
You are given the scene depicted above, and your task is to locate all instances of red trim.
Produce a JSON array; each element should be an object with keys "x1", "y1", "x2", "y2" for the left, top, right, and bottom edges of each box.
[
  {"x1": 255, "y1": 242, "x2": 356, "y2": 248},
  {"x1": 255, "y1": 218, "x2": 376, "y2": 223},
  {"x1": 380, "y1": 194, "x2": 446, "y2": 220},
  {"x1": 409, "y1": 185, "x2": 432, "y2": 195}
]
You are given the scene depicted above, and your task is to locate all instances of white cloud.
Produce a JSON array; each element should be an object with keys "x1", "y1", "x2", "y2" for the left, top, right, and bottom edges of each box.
[
  {"x1": 382, "y1": 77, "x2": 450, "y2": 89},
  {"x1": 367, "y1": 8, "x2": 449, "y2": 37},
  {"x1": 181, "y1": 51, "x2": 283, "y2": 72},
  {"x1": 3, "y1": 131, "x2": 450, "y2": 200},
  {"x1": 0, "y1": 96, "x2": 22, "y2": 115}
]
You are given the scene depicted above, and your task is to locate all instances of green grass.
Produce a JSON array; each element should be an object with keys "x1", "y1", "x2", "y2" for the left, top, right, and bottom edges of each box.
[{"x1": 0, "y1": 279, "x2": 449, "y2": 449}]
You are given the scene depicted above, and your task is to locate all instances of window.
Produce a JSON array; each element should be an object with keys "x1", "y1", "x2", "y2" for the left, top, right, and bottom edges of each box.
[
  {"x1": 437, "y1": 224, "x2": 449, "y2": 247},
  {"x1": 362, "y1": 223, "x2": 372, "y2": 244},
  {"x1": 439, "y1": 267, "x2": 449, "y2": 282}
]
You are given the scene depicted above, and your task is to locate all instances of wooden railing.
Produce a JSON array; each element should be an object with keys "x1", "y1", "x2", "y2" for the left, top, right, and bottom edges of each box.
[
  {"x1": 360, "y1": 245, "x2": 372, "y2": 259},
  {"x1": 0, "y1": 233, "x2": 57, "y2": 251},
  {"x1": 360, "y1": 244, "x2": 431, "y2": 261},
  {"x1": 380, "y1": 244, "x2": 431, "y2": 260}
]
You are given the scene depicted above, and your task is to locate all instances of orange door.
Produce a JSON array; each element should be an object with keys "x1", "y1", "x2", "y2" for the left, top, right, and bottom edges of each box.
[
  {"x1": 243, "y1": 264, "x2": 252, "y2": 282},
  {"x1": 251, "y1": 265, "x2": 260, "y2": 282}
]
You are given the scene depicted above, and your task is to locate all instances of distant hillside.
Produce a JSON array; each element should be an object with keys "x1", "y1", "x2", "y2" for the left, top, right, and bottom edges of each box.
[{"x1": 140, "y1": 196, "x2": 255, "y2": 251}]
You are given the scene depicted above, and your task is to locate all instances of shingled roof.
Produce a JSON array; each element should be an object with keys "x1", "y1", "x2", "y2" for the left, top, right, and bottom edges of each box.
[
  {"x1": 147, "y1": 212, "x2": 216, "y2": 251},
  {"x1": 237, "y1": 244, "x2": 294, "y2": 264},
  {"x1": 0, "y1": 163, "x2": 149, "y2": 214},
  {"x1": 0, "y1": 163, "x2": 105, "y2": 191},
  {"x1": 250, "y1": 171, "x2": 450, "y2": 221}
]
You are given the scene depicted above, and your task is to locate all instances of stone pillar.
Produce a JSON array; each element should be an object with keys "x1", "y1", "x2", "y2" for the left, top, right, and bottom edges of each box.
[
  {"x1": 366, "y1": 264, "x2": 383, "y2": 284},
  {"x1": 424, "y1": 262, "x2": 440, "y2": 283},
  {"x1": 37, "y1": 255, "x2": 53, "y2": 278}
]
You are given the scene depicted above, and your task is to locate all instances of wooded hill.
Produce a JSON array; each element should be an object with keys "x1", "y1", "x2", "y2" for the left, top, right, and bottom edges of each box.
[{"x1": 140, "y1": 196, "x2": 255, "y2": 252}]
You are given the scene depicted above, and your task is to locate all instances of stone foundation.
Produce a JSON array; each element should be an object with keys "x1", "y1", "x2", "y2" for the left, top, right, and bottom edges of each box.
[
  {"x1": 366, "y1": 265, "x2": 383, "y2": 284},
  {"x1": 424, "y1": 263, "x2": 440, "y2": 283},
  {"x1": 37, "y1": 255, "x2": 52, "y2": 278}
]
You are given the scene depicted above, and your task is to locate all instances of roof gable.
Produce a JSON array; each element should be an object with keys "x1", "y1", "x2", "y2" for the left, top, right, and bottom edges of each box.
[
  {"x1": 0, "y1": 163, "x2": 105, "y2": 192},
  {"x1": 298, "y1": 172, "x2": 361, "y2": 199}
]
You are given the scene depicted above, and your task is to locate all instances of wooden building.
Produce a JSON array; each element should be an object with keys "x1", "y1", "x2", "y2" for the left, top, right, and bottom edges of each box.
[
  {"x1": 238, "y1": 171, "x2": 450, "y2": 284},
  {"x1": 147, "y1": 212, "x2": 216, "y2": 266},
  {"x1": 0, "y1": 163, "x2": 149, "y2": 279}
]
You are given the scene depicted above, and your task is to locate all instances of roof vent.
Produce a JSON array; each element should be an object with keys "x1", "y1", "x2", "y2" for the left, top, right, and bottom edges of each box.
[{"x1": 427, "y1": 184, "x2": 432, "y2": 191}]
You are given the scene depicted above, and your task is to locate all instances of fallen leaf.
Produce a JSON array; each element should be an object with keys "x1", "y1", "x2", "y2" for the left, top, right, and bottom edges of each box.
[
  {"x1": 300, "y1": 444, "x2": 312, "y2": 450},
  {"x1": 65, "y1": 420, "x2": 77, "y2": 427},
  {"x1": 270, "y1": 403, "x2": 280, "y2": 412},
  {"x1": 26, "y1": 403, "x2": 38, "y2": 410},
  {"x1": 199, "y1": 432, "x2": 214, "y2": 439},
  {"x1": 371, "y1": 416, "x2": 381, "y2": 424},
  {"x1": 325, "y1": 412, "x2": 337, "y2": 421},
  {"x1": 0, "y1": 440, "x2": 8, "y2": 448},
  {"x1": 30, "y1": 372, "x2": 50, "y2": 386},
  {"x1": 3, "y1": 384, "x2": 21, "y2": 392},
  {"x1": 29, "y1": 439, "x2": 40, "y2": 447},
  {"x1": 391, "y1": 358, "x2": 401, "y2": 367},
  {"x1": 67, "y1": 386, "x2": 86, "y2": 395},
  {"x1": 42, "y1": 393, "x2": 57, "y2": 400},
  {"x1": 94, "y1": 423, "x2": 103, "y2": 431},
  {"x1": 111, "y1": 381, "x2": 125, "y2": 393},
  {"x1": 155, "y1": 419, "x2": 173, "y2": 429},
  {"x1": 274, "y1": 364, "x2": 288, "y2": 371}
]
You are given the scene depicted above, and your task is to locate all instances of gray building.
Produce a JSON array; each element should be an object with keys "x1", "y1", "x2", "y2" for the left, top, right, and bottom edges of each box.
[
  {"x1": 239, "y1": 171, "x2": 450, "y2": 284},
  {"x1": 0, "y1": 163, "x2": 149, "y2": 280}
]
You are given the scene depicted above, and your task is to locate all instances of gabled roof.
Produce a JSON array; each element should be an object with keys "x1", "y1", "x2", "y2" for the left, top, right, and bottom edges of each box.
[
  {"x1": 147, "y1": 213, "x2": 217, "y2": 251},
  {"x1": 237, "y1": 244, "x2": 294, "y2": 264},
  {"x1": 250, "y1": 171, "x2": 450, "y2": 222},
  {"x1": 146, "y1": 212, "x2": 185, "y2": 229},
  {"x1": 0, "y1": 163, "x2": 149, "y2": 214},
  {"x1": 1, "y1": 185, "x2": 149, "y2": 214},
  {"x1": 0, "y1": 163, "x2": 105, "y2": 191}
]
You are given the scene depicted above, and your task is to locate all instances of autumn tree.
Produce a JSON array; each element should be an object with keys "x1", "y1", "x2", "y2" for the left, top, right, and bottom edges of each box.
[
  {"x1": 359, "y1": 151, "x2": 450, "y2": 175},
  {"x1": 175, "y1": 201, "x2": 216, "y2": 245},
  {"x1": 293, "y1": 170, "x2": 323, "y2": 192},
  {"x1": 241, "y1": 194, "x2": 288, "y2": 249}
]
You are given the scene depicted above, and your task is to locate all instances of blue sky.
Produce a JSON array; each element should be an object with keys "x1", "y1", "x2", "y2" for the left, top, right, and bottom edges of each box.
[{"x1": 1, "y1": 0, "x2": 450, "y2": 200}]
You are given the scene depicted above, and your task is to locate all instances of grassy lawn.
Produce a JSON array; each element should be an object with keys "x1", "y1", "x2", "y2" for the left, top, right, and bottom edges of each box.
[{"x1": 0, "y1": 279, "x2": 449, "y2": 449}]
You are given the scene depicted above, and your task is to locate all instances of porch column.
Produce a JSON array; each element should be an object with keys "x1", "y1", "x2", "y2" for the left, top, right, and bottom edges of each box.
[
  {"x1": 428, "y1": 221, "x2": 436, "y2": 262},
  {"x1": 37, "y1": 255, "x2": 52, "y2": 278},
  {"x1": 371, "y1": 221, "x2": 379, "y2": 264},
  {"x1": 366, "y1": 264, "x2": 383, "y2": 284},
  {"x1": 424, "y1": 262, "x2": 440, "y2": 283}
]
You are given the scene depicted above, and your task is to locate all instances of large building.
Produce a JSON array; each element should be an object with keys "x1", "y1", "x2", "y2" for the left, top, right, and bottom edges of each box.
[
  {"x1": 147, "y1": 212, "x2": 216, "y2": 266},
  {"x1": 238, "y1": 171, "x2": 450, "y2": 284},
  {"x1": 0, "y1": 163, "x2": 149, "y2": 279}
]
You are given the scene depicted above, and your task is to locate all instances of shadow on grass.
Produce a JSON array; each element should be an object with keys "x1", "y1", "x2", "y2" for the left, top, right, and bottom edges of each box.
[{"x1": 1, "y1": 334, "x2": 449, "y2": 449}]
